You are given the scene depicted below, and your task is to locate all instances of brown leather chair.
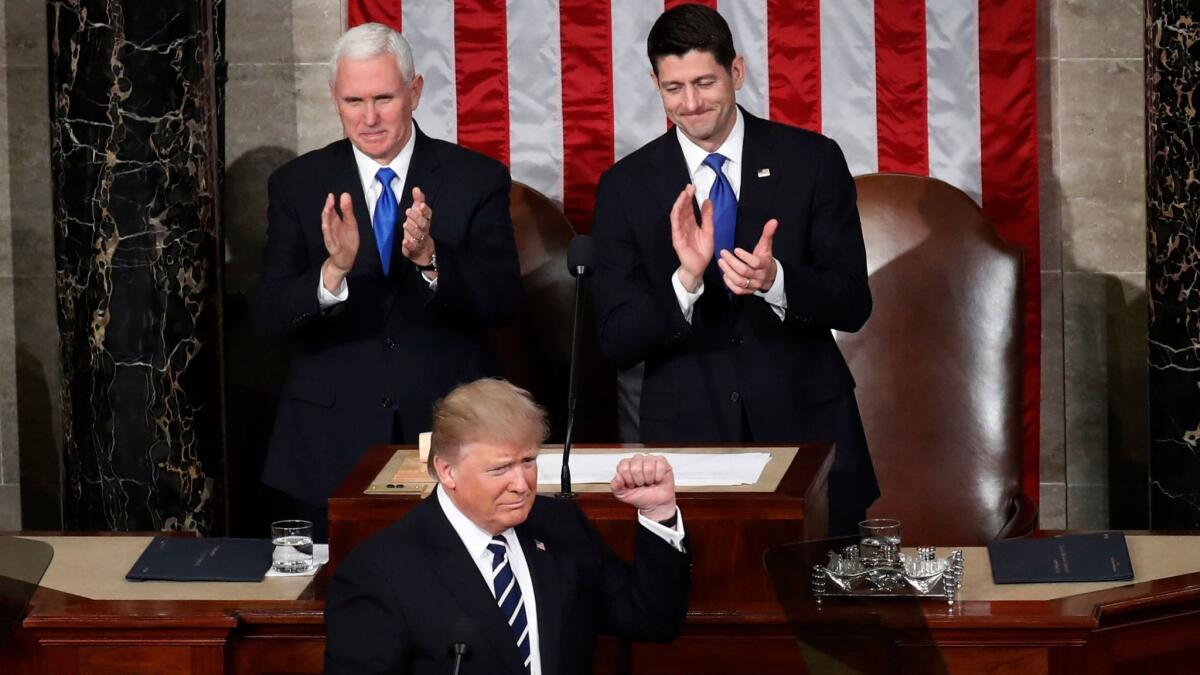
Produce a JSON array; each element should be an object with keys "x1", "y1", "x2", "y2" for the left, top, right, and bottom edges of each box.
[
  {"x1": 491, "y1": 182, "x2": 617, "y2": 443},
  {"x1": 837, "y1": 173, "x2": 1036, "y2": 544}
]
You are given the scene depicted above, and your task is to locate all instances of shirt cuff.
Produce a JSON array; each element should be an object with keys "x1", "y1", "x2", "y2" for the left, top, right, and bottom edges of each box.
[
  {"x1": 420, "y1": 271, "x2": 438, "y2": 290},
  {"x1": 637, "y1": 507, "x2": 686, "y2": 552},
  {"x1": 754, "y1": 257, "x2": 787, "y2": 321},
  {"x1": 671, "y1": 270, "x2": 704, "y2": 324},
  {"x1": 317, "y1": 275, "x2": 349, "y2": 309}
]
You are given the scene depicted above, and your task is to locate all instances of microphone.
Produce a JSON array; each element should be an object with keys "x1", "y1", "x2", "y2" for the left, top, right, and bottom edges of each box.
[
  {"x1": 559, "y1": 235, "x2": 594, "y2": 499},
  {"x1": 448, "y1": 617, "x2": 473, "y2": 675}
]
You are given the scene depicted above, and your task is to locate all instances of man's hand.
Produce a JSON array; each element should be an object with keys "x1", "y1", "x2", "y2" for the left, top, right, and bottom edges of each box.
[
  {"x1": 401, "y1": 186, "x2": 436, "y2": 269},
  {"x1": 321, "y1": 192, "x2": 359, "y2": 292},
  {"x1": 611, "y1": 454, "x2": 677, "y2": 522},
  {"x1": 670, "y1": 185, "x2": 714, "y2": 293},
  {"x1": 717, "y1": 218, "x2": 778, "y2": 295}
]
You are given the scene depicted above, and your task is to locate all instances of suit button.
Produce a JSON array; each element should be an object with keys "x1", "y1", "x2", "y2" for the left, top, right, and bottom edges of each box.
[
  {"x1": 730, "y1": 336, "x2": 743, "y2": 346},
  {"x1": 730, "y1": 392, "x2": 740, "y2": 403},
  {"x1": 384, "y1": 337, "x2": 396, "y2": 349},
  {"x1": 381, "y1": 397, "x2": 393, "y2": 408}
]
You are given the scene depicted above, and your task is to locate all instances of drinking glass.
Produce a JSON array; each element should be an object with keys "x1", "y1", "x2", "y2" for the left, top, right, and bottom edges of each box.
[{"x1": 271, "y1": 520, "x2": 314, "y2": 573}]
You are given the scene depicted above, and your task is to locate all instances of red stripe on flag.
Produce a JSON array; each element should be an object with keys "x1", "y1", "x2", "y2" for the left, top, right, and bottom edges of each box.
[
  {"x1": 874, "y1": 0, "x2": 928, "y2": 174},
  {"x1": 767, "y1": 0, "x2": 820, "y2": 132},
  {"x1": 348, "y1": 0, "x2": 400, "y2": 31},
  {"x1": 666, "y1": 0, "x2": 715, "y2": 9},
  {"x1": 454, "y1": 0, "x2": 510, "y2": 166},
  {"x1": 559, "y1": 0, "x2": 614, "y2": 233},
  {"x1": 979, "y1": 0, "x2": 1040, "y2": 502}
]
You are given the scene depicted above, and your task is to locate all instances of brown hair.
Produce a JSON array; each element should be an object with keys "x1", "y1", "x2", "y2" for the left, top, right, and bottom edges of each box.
[{"x1": 427, "y1": 378, "x2": 550, "y2": 477}]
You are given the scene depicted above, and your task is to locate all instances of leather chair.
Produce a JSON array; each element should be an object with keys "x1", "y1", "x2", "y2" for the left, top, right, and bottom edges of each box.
[
  {"x1": 492, "y1": 182, "x2": 617, "y2": 443},
  {"x1": 837, "y1": 173, "x2": 1036, "y2": 544}
]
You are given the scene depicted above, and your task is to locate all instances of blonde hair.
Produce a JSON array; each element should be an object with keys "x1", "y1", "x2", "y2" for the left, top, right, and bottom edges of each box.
[{"x1": 428, "y1": 379, "x2": 550, "y2": 477}]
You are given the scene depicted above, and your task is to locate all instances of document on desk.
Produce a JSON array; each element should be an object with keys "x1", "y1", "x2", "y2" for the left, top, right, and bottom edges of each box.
[{"x1": 537, "y1": 452, "x2": 772, "y2": 486}]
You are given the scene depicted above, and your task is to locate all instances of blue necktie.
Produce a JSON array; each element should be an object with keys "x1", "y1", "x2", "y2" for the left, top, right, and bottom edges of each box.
[
  {"x1": 702, "y1": 153, "x2": 737, "y2": 257},
  {"x1": 487, "y1": 536, "x2": 532, "y2": 674},
  {"x1": 373, "y1": 167, "x2": 398, "y2": 276}
]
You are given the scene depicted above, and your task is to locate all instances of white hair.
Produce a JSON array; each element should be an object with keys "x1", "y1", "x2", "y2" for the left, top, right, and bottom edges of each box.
[{"x1": 329, "y1": 23, "x2": 415, "y2": 84}]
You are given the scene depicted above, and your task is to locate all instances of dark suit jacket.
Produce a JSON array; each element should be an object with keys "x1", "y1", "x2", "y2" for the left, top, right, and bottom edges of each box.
[
  {"x1": 591, "y1": 109, "x2": 879, "y2": 520},
  {"x1": 324, "y1": 495, "x2": 691, "y2": 675},
  {"x1": 255, "y1": 130, "x2": 521, "y2": 505}
]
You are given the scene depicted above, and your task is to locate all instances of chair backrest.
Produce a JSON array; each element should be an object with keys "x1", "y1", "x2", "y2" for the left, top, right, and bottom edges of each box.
[
  {"x1": 492, "y1": 182, "x2": 617, "y2": 442},
  {"x1": 837, "y1": 173, "x2": 1026, "y2": 544}
]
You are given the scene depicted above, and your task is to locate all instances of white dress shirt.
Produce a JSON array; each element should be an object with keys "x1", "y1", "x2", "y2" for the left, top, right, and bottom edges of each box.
[
  {"x1": 435, "y1": 484, "x2": 686, "y2": 674},
  {"x1": 670, "y1": 108, "x2": 788, "y2": 322},
  {"x1": 317, "y1": 132, "x2": 428, "y2": 308}
]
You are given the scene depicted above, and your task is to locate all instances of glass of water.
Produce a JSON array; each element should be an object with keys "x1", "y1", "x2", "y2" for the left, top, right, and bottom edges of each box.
[
  {"x1": 271, "y1": 519, "x2": 314, "y2": 573},
  {"x1": 858, "y1": 518, "x2": 902, "y2": 565}
]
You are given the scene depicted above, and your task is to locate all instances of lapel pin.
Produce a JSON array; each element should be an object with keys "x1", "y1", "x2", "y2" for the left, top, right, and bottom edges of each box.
[
  {"x1": 535, "y1": 540, "x2": 547, "y2": 552},
  {"x1": 757, "y1": 168, "x2": 771, "y2": 178}
]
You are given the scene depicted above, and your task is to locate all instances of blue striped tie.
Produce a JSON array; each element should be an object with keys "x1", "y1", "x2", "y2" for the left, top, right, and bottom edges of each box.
[
  {"x1": 487, "y1": 535, "x2": 532, "y2": 673},
  {"x1": 373, "y1": 167, "x2": 398, "y2": 276}
]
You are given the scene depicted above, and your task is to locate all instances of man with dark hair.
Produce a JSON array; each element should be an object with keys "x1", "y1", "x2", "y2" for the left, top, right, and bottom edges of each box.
[
  {"x1": 256, "y1": 23, "x2": 521, "y2": 537},
  {"x1": 324, "y1": 379, "x2": 690, "y2": 674},
  {"x1": 592, "y1": 3, "x2": 878, "y2": 535}
]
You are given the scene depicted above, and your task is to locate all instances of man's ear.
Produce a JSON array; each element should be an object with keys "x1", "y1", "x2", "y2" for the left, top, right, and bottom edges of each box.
[{"x1": 433, "y1": 454, "x2": 455, "y2": 489}]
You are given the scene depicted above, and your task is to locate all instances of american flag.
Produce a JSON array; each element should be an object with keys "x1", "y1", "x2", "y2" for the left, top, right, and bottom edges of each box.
[{"x1": 348, "y1": 0, "x2": 1040, "y2": 497}]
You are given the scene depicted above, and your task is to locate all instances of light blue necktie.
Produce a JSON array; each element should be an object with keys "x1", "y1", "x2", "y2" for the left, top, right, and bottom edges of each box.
[
  {"x1": 373, "y1": 167, "x2": 398, "y2": 276},
  {"x1": 702, "y1": 153, "x2": 737, "y2": 257},
  {"x1": 488, "y1": 536, "x2": 532, "y2": 674}
]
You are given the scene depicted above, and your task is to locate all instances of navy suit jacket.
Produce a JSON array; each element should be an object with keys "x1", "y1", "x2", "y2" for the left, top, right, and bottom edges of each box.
[
  {"x1": 255, "y1": 130, "x2": 521, "y2": 505},
  {"x1": 324, "y1": 495, "x2": 691, "y2": 675},
  {"x1": 591, "y1": 109, "x2": 879, "y2": 521}
]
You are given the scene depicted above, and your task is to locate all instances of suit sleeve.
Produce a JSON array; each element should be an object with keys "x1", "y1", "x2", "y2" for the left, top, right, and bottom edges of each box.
[
  {"x1": 427, "y1": 163, "x2": 522, "y2": 327},
  {"x1": 254, "y1": 170, "x2": 331, "y2": 341},
  {"x1": 577, "y1": 505, "x2": 691, "y2": 642},
  {"x1": 324, "y1": 549, "x2": 409, "y2": 675},
  {"x1": 780, "y1": 137, "x2": 872, "y2": 332},
  {"x1": 591, "y1": 170, "x2": 694, "y2": 370}
]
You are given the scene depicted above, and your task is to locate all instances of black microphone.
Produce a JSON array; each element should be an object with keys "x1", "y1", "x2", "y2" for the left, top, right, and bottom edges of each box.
[
  {"x1": 448, "y1": 617, "x2": 473, "y2": 675},
  {"x1": 559, "y1": 235, "x2": 594, "y2": 499}
]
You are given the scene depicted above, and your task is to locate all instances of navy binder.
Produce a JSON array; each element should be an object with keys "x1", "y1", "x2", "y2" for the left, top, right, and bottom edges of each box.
[
  {"x1": 126, "y1": 537, "x2": 274, "y2": 582},
  {"x1": 987, "y1": 531, "x2": 1134, "y2": 584}
]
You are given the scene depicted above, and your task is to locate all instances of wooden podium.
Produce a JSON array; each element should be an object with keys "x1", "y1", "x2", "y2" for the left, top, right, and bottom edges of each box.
[{"x1": 327, "y1": 443, "x2": 834, "y2": 673}]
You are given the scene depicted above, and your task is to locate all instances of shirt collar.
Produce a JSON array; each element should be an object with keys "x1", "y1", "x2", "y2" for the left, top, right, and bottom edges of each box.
[
  {"x1": 350, "y1": 126, "x2": 417, "y2": 196},
  {"x1": 675, "y1": 106, "x2": 745, "y2": 177},
  {"x1": 436, "y1": 483, "x2": 513, "y2": 561}
]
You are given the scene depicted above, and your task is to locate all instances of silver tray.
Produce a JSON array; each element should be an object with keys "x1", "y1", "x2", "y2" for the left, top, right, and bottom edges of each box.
[{"x1": 811, "y1": 546, "x2": 965, "y2": 605}]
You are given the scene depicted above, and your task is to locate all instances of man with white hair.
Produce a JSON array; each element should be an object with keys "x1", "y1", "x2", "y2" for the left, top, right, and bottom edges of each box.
[
  {"x1": 256, "y1": 23, "x2": 521, "y2": 536},
  {"x1": 324, "y1": 378, "x2": 690, "y2": 675}
]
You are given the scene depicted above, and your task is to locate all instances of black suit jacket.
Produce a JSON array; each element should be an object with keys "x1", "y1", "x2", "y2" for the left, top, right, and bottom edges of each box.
[
  {"x1": 591, "y1": 109, "x2": 879, "y2": 520},
  {"x1": 256, "y1": 130, "x2": 521, "y2": 505},
  {"x1": 324, "y1": 495, "x2": 691, "y2": 675}
]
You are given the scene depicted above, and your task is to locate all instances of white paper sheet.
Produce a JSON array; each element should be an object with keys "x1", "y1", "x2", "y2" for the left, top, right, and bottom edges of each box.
[{"x1": 536, "y1": 452, "x2": 772, "y2": 487}]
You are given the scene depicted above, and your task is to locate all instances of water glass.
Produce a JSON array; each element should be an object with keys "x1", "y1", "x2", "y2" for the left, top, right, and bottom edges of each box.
[
  {"x1": 858, "y1": 518, "x2": 902, "y2": 565},
  {"x1": 271, "y1": 519, "x2": 315, "y2": 573}
]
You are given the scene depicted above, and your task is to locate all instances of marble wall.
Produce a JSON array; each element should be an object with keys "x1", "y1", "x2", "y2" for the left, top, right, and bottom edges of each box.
[{"x1": 0, "y1": 0, "x2": 1150, "y2": 532}]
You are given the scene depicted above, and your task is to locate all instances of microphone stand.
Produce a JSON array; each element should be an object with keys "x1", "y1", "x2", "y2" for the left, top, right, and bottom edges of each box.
[{"x1": 557, "y1": 262, "x2": 584, "y2": 499}]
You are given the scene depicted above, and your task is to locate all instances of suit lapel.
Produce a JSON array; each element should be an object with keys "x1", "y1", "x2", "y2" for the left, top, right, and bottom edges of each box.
[
  {"x1": 331, "y1": 140, "x2": 381, "y2": 278},
  {"x1": 735, "y1": 108, "x2": 780, "y2": 254},
  {"x1": 516, "y1": 524, "x2": 563, "y2": 675},
  {"x1": 423, "y1": 501, "x2": 528, "y2": 675}
]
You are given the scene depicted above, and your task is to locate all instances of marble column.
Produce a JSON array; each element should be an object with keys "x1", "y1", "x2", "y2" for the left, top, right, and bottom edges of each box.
[
  {"x1": 1147, "y1": 0, "x2": 1200, "y2": 528},
  {"x1": 49, "y1": 0, "x2": 226, "y2": 533}
]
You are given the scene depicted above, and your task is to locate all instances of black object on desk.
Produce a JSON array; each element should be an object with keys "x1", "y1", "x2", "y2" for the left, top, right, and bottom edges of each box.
[
  {"x1": 988, "y1": 531, "x2": 1134, "y2": 584},
  {"x1": 126, "y1": 537, "x2": 274, "y2": 582}
]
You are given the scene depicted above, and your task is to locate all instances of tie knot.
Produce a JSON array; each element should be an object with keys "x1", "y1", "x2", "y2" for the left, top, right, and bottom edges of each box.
[
  {"x1": 702, "y1": 153, "x2": 727, "y2": 172},
  {"x1": 376, "y1": 167, "x2": 397, "y2": 185},
  {"x1": 488, "y1": 535, "x2": 508, "y2": 553}
]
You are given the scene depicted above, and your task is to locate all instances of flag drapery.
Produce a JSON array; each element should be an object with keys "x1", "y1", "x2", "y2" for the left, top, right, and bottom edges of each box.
[{"x1": 347, "y1": 0, "x2": 1040, "y2": 498}]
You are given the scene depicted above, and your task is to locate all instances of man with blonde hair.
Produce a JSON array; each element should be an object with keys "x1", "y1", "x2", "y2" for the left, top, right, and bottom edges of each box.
[
  {"x1": 325, "y1": 378, "x2": 690, "y2": 675},
  {"x1": 256, "y1": 23, "x2": 521, "y2": 537}
]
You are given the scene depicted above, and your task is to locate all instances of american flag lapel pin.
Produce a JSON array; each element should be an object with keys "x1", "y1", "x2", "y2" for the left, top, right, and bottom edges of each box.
[
  {"x1": 757, "y1": 168, "x2": 771, "y2": 178},
  {"x1": 535, "y1": 540, "x2": 547, "y2": 552}
]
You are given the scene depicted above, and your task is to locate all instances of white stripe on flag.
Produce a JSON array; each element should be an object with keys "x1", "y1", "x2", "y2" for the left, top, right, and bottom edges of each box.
[
  {"x1": 612, "y1": 0, "x2": 665, "y2": 161},
  {"x1": 820, "y1": 0, "x2": 878, "y2": 175},
  {"x1": 926, "y1": 0, "x2": 982, "y2": 203},
  {"x1": 720, "y1": 0, "x2": 769, "y2": 120},
  {"x1": 404, "y1": 0, "x2": 457, "y2": 143},
  {"x1": 508, "y1": 0, "x2": 565, "y2": 201}
]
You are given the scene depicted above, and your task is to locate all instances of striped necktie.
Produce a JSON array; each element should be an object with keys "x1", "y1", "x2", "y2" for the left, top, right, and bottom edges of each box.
[{"x1": 487, "y1": 535, "x2": 532, "y2": 673}]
